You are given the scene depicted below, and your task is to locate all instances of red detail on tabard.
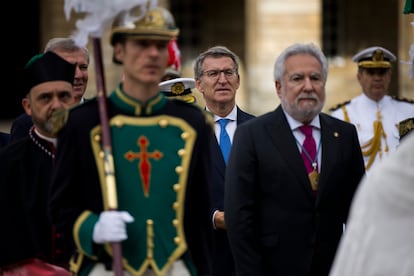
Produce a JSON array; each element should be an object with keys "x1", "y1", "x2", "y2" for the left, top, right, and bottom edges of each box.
[{"x1": 124, "y1": 136, "x2": 163, "y2": 197}]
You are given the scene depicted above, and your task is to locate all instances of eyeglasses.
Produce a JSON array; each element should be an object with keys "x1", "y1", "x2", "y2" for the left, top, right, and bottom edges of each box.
[{"x1": 202, "y1": 69, "x2": 237, "y2": 79}]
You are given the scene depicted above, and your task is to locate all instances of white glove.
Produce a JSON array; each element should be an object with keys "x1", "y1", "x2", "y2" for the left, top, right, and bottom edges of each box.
[{"x1": 92, "y1": 210, "x2": 134, "y2": 244}]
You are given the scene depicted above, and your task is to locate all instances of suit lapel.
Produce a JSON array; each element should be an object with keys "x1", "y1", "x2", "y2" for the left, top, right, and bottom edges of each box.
[
  {"x1": 266, "y1": 107, "x2": 315, "y2": 198},
  {"x1": 317, "y1": 114, "x2": 341, "y2": 200},
  {"x1": 210, "y1": 133, "x2": 226, "y2": 177},
  {"x1": 237, "y1": 107, "x2": 253, "y2": 124}
]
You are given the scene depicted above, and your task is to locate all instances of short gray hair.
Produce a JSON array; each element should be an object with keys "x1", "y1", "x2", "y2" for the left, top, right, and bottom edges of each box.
[
  {"x1": 44, "y1": 37, "x2": 90, "y2": 64},
  {"x1": 273, "y1": 43, "x2": 328, "y2": 84},
  {"x1": 193, "y1": 46, "x2": 240, "y2": 79}
]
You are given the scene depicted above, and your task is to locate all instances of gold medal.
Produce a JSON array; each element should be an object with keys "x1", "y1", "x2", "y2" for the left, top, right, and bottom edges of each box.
[{"x1": 308, "y1": 170, "x2": 319, "y2": 191}]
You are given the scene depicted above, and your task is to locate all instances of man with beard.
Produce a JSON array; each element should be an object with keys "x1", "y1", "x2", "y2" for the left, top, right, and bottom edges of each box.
[
  {"x1": 0, "y1": 51, "x2": 76, "y2": 274},
  {"x1": 224, "y1": 43, "x2": 365, "y2": 276},
  {"x1": 10, "y1": 37, "x2": 89, "y2": 141}
]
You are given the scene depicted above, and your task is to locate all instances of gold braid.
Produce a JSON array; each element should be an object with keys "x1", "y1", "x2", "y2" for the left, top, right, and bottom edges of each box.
[
  {"x1": 340, "y1": 106, "x2": 389, "y2": 170},
  {"x1": 341, "y1": 105, "x2": 350, "y2": 123},
  {"x1": 360, "y1": 109, "x2": 388, "y2": 170}
]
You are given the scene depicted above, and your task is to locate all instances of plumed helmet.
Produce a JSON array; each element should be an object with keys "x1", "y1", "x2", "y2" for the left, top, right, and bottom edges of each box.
[{"x1": 110, "y1": 6, "x2": 179, "y2": 46}]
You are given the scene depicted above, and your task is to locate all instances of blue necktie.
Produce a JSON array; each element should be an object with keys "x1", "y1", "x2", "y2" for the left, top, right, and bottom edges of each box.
[{"x1": 218, "y1": 119, "x2": 231, "y2": 163}]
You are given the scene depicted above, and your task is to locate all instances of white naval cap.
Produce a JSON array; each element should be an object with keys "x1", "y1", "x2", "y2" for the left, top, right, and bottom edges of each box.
[
  {"x1": 352, "y1": 46, "x2": 397, "y2": 68},
  {"x1": 159, "y1": 77, "x2": 196, "y2": 103}
]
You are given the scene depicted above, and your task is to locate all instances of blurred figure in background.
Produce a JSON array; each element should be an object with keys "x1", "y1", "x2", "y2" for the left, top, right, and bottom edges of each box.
[
  {"x1": 329, "y1": 131, "x2": 414, "y2": 276},
  {"x1": 0, "y1": 131, "x2": 10, "y2": 148}
]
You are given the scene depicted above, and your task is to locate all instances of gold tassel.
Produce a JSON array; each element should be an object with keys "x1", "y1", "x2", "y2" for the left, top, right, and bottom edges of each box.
[
  {"x1": 341, "y1": 106, "x2": 350, "y2": 123},
  {"x1": 361, "y1": 109, "x2": 388, "y2": 170}
]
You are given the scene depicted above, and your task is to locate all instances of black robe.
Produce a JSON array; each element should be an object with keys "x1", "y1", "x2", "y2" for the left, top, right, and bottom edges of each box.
[
  {"x1": 0, "y1": 128, "x2": 66, "y2": 268},
  {"x1": 9, "y1": 113, "x2": 33, "y2": 142},
  {"x1": 0, "y1": 132, "x2": 10, "y2": 148}
]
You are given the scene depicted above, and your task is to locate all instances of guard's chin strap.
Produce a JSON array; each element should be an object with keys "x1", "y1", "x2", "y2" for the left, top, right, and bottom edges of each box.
[{"x1": 361, "y1": 109, "x2": 389, "y2": 170}]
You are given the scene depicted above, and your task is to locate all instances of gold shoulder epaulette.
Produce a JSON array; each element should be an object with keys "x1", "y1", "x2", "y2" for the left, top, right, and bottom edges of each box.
[
  {"x1": 329, "y1": 100, "x2": 351, "y2": 112},
  {"x1": 399, "y1": 117, "x2": 414, "y2": 139},
  {"x1": 391, "y1": 95, "x2": 414, "y2": 104}
]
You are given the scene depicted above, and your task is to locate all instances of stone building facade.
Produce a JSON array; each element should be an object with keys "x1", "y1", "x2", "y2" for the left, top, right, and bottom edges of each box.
[{"x1": 4, "y1": 0, "x2": 413, "y2": 121}]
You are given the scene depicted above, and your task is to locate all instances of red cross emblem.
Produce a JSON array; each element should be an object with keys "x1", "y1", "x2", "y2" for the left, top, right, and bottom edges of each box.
[{"x1": 124, "y1": 136, "x2": 163, "y2": 197}]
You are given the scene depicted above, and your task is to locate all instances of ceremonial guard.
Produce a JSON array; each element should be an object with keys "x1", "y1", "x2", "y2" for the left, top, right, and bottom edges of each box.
[
  {"x1": 48, "y1": 6, "x2": 213, "y2": 276},
  {"x1": 330, "y1": 46, "x2": 414, "y2": 170}
]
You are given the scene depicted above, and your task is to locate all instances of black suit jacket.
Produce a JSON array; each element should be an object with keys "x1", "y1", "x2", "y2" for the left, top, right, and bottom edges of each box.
[
  {"x1": 9, "y1": 113, "x2": 33, "y2": 142},
  {"x1": 0, "y1": 132, "x2": 10, "y2": 148},
  {"x1": 209, "y1": 106, "x2": 255, "y2": 276},
  {"x1": 224, "y1": 106, "x2": 365, "y2": 276}
]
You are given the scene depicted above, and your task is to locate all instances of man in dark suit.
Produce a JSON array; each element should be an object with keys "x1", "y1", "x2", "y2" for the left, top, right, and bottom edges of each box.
[
  {"x1": 224, "y1": 43, "x2": 365, "y2": 276},
  {"x1": 194, "y1": 45, "x2": 255, "y2": 276}
]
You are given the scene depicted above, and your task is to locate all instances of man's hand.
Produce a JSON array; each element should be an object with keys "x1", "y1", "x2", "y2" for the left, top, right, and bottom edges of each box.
[
  {"x1": 92, "y1": 211, "x2": 134, "y2": 244},
  {"x1": 214, "y1": 211, "x2": 227, "y2": 230}
]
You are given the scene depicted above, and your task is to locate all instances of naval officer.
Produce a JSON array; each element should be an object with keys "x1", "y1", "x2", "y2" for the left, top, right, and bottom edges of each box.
[{"x1": 330, "y1": 46, "x2": 414, "y2": 171}]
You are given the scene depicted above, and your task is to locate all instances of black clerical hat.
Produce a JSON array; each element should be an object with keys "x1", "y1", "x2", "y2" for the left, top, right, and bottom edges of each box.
[{"x1": 21, "y1": 51, "x2": 76, "y2": 96}]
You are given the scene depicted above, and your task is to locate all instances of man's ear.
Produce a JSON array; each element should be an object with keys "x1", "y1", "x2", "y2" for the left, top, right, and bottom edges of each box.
[
  {"x1": 113, "y1": 44, "x2": 124, "y2": 64},
  {"x1": 22, "y1": 97, "x2": 32, "y2": 116},
  {"x1": 195, "y1": 79, "x2": 204, "y2": 94},
  {"x1": 275, "y1": 80, "x2": 281, "y2": 96}
]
